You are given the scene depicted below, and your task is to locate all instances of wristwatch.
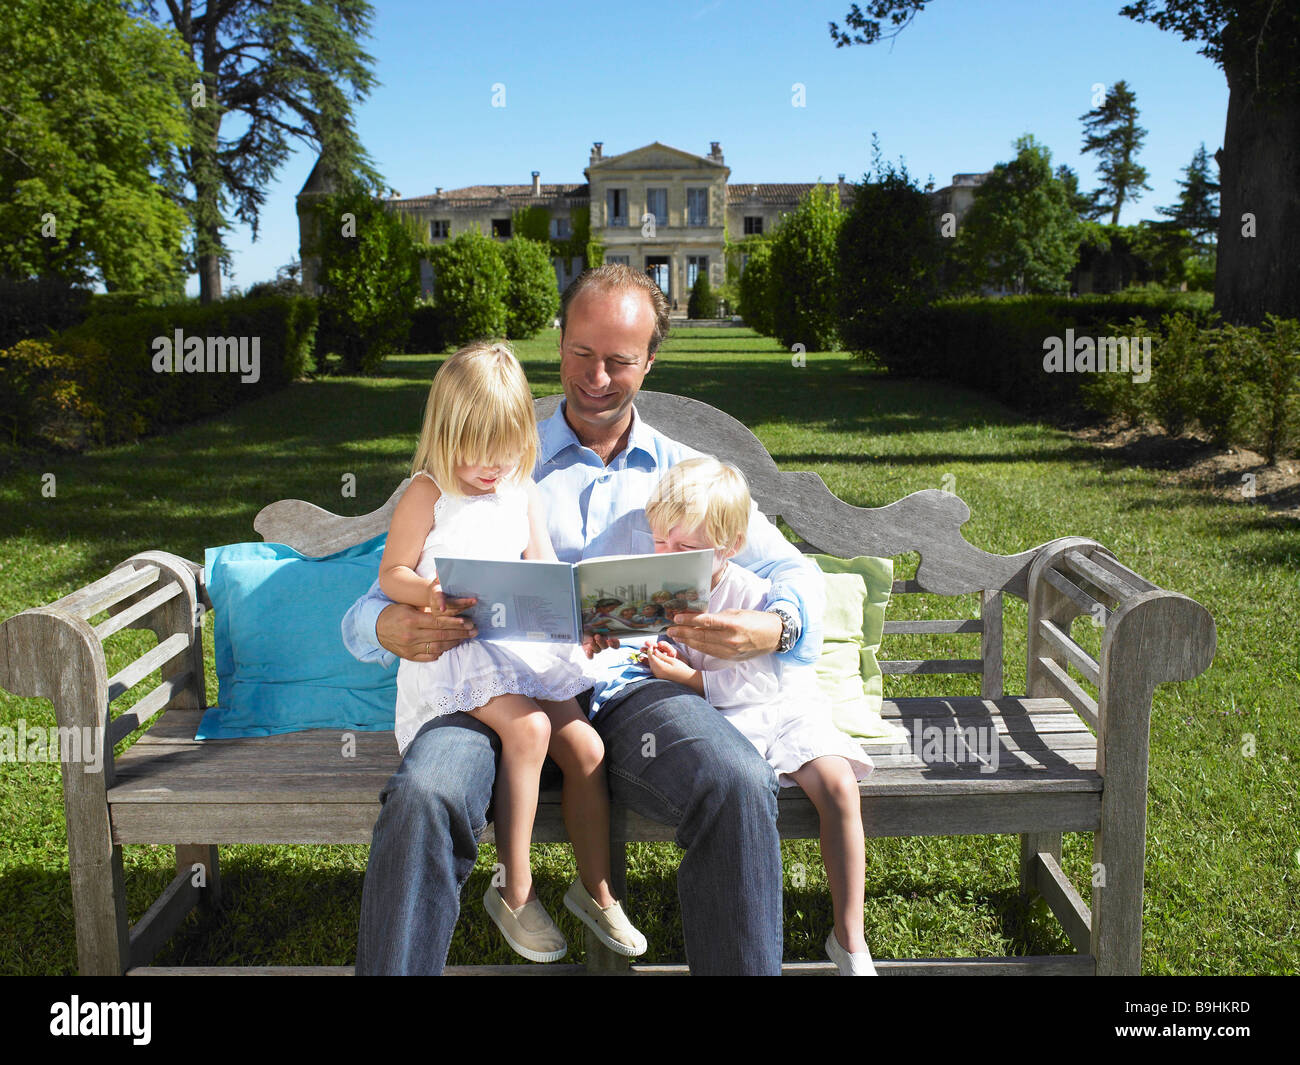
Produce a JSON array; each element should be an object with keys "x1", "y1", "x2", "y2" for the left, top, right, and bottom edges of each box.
[{"x1": 767, "y1": 605, "x2": 799, "y2": 654}]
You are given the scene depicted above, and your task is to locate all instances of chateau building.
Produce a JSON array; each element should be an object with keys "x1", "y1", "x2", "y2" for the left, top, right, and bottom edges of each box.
[{"x1": 296, "y1": 140, "x2": 986, "y2": 306}]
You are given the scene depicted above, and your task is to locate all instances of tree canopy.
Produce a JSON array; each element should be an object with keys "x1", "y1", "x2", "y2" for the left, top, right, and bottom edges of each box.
[
  {"x1": 953, "y1": 136, "x2": 1084, "y2": 295},
  {"x1": 0, "y1": 0, "x2": 194, "y2": 293},
  {"x1": 1079, "y1": 80, "x2": 1152, "y2": 224},
  {"x1": 133, "y1": 0, "x2": 382, "y2": 301}
]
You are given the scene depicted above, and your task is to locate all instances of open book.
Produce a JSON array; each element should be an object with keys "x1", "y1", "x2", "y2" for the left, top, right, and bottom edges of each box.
[{"x1": 433, "y1": 549, "x2": 713, "y2": 644}]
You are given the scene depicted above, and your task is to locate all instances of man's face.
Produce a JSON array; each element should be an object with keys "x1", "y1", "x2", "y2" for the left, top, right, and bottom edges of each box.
[{"x1": 559, "y1": 286, "x2": 656, "y2": 439}]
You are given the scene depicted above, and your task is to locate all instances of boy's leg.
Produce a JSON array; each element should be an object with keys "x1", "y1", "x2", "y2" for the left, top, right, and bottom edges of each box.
[
  {"x1": 356, "y1": 712, "x2": 498, "y2": 976},
  {"x1": 593, "y1": 680, "x2": 783, "y2": 975},
  {"x1": 789, "y1": 756, "x2": 867, "y2": 954},
  {"x1": 539, "y1": 698, "x2": 615, "y2": 906}
]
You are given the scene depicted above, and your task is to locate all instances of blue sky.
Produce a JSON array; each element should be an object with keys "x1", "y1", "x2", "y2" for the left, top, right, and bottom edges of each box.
[{"x1": 214, "y1": 0, "x2": 1230, "y2": 294}]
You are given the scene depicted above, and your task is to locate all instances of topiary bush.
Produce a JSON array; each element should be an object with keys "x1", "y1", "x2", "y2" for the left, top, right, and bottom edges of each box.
[
  {"x1": 501, "y1": 237, "x2": 560, "y2": 340},
  {"x1": 687, "y1": 271, "x2": 718, "y2": 319},
  {"x1": 426, "y1": 231, "x2": 508, "y2": 345}
]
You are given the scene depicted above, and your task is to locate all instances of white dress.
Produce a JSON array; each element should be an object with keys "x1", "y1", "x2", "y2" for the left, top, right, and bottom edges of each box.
[{"x1": 394, "y1": 473, "x2": 595, "y2": 754}]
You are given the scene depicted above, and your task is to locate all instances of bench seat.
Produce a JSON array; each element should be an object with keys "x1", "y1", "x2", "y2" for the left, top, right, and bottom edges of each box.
[{"x1": 106, "y1": 696, "x2": 1101, "y2": 845}]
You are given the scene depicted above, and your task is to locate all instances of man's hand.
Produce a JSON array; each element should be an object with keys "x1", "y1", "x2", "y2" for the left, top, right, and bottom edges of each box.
[
  {"x1": 376, "y1": 593, "x2": 478, "y2": 662},
  {"x1": 666, "y1": 608, "x2": 782, "y2": 661}
]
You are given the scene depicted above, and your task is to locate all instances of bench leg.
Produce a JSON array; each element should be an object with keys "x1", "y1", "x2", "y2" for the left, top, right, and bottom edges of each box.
[
  {"x1": 176, "y1": 844, "x2": 222, "y2": 908},
  {"x1": 68, "y1": 832, "x2": 131, "y2": 976},
  {"x1": 583, "y1": 841, "x2": 631, "y2": 973},
  {"x1": 1018, "y1": 832, "x2": 1062, "y2": 899},
  {"x1": 1092, "y1": 807, "x2": 1144, "y2": 975}
]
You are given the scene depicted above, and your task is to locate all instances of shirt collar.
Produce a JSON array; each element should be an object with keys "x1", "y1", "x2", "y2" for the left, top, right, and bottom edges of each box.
[{"x1": 539, "y1": 398, "x2": 657, "y2": 467}]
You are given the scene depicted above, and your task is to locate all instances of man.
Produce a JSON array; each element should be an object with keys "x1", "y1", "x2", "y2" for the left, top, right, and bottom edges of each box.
[{"x1": 342, "y1": 264, "x2": 824, "y2": 974}]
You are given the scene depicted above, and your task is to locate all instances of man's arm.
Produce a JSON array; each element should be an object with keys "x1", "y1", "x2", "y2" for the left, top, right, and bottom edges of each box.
[
  {"x1": 341, "y1": 577, "x2": 478, "y2": 668},
  {"x1": 731, "y1": 501, "x2": 825, "y2": 665},
  {"x1": 670, "y1": 502, "x2": 823, "y2": 665}
]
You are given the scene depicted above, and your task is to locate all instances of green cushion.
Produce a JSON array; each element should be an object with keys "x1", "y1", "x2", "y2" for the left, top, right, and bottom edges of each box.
[{"x1": 811, "y1": 554, "x2": 905, "y2": 741}]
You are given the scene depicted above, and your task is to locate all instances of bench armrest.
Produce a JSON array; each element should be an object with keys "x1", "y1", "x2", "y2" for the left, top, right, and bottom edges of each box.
[{"x1": 0, "y1": 551, "x2": 207, "y2": 783}]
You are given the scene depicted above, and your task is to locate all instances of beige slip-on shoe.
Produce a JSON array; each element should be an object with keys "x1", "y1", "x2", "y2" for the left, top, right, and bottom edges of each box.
[
  {"x1": 483, "y1": 885, "x2": 568, "y2": 963},
  {"x1": 563, "y1": 880, "x2": 648, "y2": 957}
]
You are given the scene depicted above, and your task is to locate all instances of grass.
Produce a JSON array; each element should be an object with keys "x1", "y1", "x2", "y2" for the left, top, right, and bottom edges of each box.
[{"x1": 0, "y1": 327, "x2": 1296, "y2": 974}]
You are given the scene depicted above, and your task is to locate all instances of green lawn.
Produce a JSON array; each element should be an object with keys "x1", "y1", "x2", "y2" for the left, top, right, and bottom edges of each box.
[{"x1": 1, "y1": 327, "x2": 1296, "y2": 974}]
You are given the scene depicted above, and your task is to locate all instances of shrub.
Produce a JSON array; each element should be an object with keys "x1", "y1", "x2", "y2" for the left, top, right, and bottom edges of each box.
[
  {"x1": 1227, "y1": 314, "x2": 1300, "y2": 463},
  {"x1": 406, "y1": 298, "x2": 447, "y2": 355},
  {"x1": 0, "y1": 294, "x2": 319, "y2": 450},
  {"x1": 864, "y1": 292, "x2": 1216, "y2": 415},
  {"x1": 0, "y1": 277, "x2": 92, "y2": 348},
  {"x1": 837, "y1": 162, "x2": 943, "y2": 356},
  {"x1": 314, "y1": 187, "x2": 419, "y2": 375},
  {"x1": 501, "y1": 237, "x2": 560, "y2": 339},
  {"x1": 427, "y1": 231, "x2": 508, "y2": 345},
  {"x1": 737, "y1": 241, "x2": 774, "y2": 336},
  {"x1": 687, "y1": 271, "x2": 718, "y2": 319},
  {"x1": 769, "y1": 184, "x2": 843, "y2": 351}
]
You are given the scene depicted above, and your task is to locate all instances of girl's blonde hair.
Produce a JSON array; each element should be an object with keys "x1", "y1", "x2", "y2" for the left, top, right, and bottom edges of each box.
[
  {"x1": 411, "y1": 341, "x2": 538, "y2": 496},
  {"x1": 645, "y1": 457, "x2": 750, "y2": 551}
]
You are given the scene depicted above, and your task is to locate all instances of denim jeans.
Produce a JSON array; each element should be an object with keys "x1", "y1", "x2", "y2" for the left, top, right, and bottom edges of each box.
[{"x1": 355, "y1": 680, "x2": 783, "y2": 975}]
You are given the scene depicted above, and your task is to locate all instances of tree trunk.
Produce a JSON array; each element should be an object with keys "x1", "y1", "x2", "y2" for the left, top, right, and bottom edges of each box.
[
  {"x1": 1214, "y1": 61, "x2": 1300, "y2": 325},
  {"x1": 194, "y1": 21, "x2": 223, "y2": 304}
]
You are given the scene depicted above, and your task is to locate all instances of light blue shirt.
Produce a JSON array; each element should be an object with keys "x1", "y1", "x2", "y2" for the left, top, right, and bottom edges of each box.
[{"x1": 340, "y1": 400, "x2": 825, "y2": 679}]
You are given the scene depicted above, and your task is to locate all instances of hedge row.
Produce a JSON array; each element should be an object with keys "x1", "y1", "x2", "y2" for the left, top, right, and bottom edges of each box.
[
  {"x1": 858, "y1": 292, "x2": 1216, "y2": 414},
  {"x1": 1082, "y1": 312, "x2": 1300, "y2": 464},
  {"x1": 0, "y1": 294, "x2": 316, "y2": 451}
]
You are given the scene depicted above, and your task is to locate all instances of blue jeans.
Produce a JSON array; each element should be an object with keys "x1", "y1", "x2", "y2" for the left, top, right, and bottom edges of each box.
[{"x1": 355, "y1": 680, "x2": 783, "y2": 975}]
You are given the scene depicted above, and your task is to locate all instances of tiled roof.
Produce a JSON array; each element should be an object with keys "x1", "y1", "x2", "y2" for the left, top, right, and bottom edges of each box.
[
  {"x1": 727, "y1": 182, "x2": 854, "y2": 206},
  {"x1": 391, "y1": 181, "x2": 855, "y2": 211},
  {"x1": 393, "y1": 183, "x2": 589, "y2": 209}
]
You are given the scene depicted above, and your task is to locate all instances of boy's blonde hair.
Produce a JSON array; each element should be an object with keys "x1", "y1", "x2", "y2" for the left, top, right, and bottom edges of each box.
[
  {"x1": 411, "y1": 341, "x2": 538, "y2": 496},
  {"x1": 645, "y1": 457, "x2": 750, "y2": 551}
]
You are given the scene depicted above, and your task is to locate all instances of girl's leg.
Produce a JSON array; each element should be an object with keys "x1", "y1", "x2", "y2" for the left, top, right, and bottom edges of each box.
[
  {"x1": 538, "y1": 698, "x2": 616, "y2": 907},
  {"x1": 789, "y1": 756, "x2": 868, "y2": 954},
  {"x1": 471, "y1": 694, "x2": 552, "y2": 909}
]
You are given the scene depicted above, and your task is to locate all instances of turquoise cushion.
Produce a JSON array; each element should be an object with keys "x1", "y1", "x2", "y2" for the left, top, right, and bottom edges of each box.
[{"x1": 196, "y1": 534, "x2": 397, "y2": 739}]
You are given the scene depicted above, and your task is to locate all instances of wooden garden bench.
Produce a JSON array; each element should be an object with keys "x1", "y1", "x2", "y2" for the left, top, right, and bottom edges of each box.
[{"x1": 0, "y1": 391, "x2": 1216, "y2": 975}]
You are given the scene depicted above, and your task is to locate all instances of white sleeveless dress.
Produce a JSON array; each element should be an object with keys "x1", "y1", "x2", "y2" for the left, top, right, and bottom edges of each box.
[{"x1": 394, "y1": 473, "x2": 596, "y2": 754}]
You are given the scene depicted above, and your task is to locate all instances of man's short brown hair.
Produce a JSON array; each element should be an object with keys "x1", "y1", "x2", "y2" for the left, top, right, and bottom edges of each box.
[{"x1": 559, "y1": 263, "x2": 672, "y2": 358}]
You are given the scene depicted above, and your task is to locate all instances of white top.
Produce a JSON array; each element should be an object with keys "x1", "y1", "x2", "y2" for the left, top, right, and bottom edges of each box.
[{"x1": 678, "y1": 561, "x2": 822, "y2": 712}]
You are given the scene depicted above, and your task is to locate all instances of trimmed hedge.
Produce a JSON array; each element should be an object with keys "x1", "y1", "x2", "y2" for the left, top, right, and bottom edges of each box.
[
  {"x1": 1083, "y1": 312, "x2": 1300, "y2": 463},
  {"x1": 858, "y1": 292, "x2": 1216, "y2": 414},
  {"x1": 0, "y1": 294, "x2": 316, "y2": 451}
]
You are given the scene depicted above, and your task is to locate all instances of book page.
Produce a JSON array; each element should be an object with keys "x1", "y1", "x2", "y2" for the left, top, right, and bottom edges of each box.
[
  {"x1": 575, "y1": 549, "x2": 712, "y2": 638},
  {"x1": 433, "y1": 556, "x2": 579, "y2": 643}
]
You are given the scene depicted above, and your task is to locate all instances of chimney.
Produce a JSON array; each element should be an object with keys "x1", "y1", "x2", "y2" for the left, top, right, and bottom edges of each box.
[
  {"x1": 838, "y1": 173, "x2": 845, "y2": 183},
  {"x1": 435, "y1": 186, "x2": 442, "y2": 195},
  {"x1": 591, "y1": 141, "x2": 603, "y2": 163},
  {"x1": 531, "y1": 170, "x2": 540, "y2": 196},
  {"x1": 709, "y1": 141, "x2": 723, "y2": 162}
]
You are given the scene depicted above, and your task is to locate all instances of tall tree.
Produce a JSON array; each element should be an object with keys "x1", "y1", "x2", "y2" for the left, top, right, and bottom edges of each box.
[
  {"x1": 829, "y1": 0, "x2": 1300, "y2": 324},
  {"x1": 768, "y1": 184, "x2": 845, "y2": 351},
  {"x1": 134, "y1": 1, "x2": 382, "y2": 303},
  {"x1": 837, "y1": 154, "x2": 943, "y2": 353},
  {"x1": 0, "y1": 0, "x2": 193, "y2": 293},
  {"x1": 952, "y1": 136, "x2": 1083, "y2": 295},
  {"x1": 1156, "y1": 142, "x2": 1220, "y2": 249},
  {"x1": 1079, "y1": 80, "x2": 1152, "y2": 224}
]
